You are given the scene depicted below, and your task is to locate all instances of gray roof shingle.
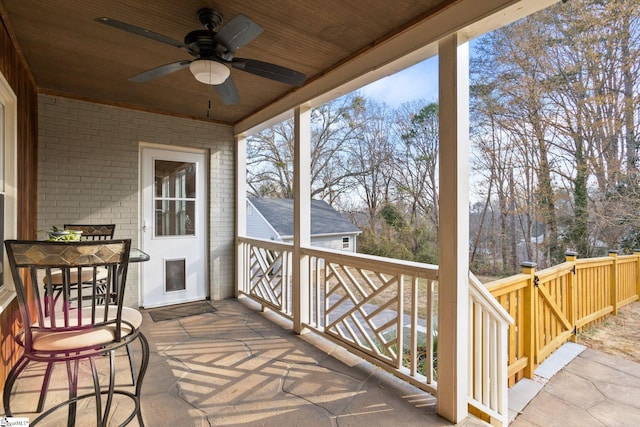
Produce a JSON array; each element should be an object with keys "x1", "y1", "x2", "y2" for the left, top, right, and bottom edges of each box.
[{"x1": 248, "y1": 197, "x2": 360, "y2": 238}]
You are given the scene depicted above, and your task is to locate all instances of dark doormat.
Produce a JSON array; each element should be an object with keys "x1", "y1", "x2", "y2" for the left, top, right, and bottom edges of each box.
[{"x1": 147, "y1": 301, "x2": 216, "y2": 322}]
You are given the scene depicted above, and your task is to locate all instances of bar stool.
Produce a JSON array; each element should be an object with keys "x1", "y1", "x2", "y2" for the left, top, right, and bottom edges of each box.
[{"x1": 3, "y1": 239, "x2": 149, "y2": 426}]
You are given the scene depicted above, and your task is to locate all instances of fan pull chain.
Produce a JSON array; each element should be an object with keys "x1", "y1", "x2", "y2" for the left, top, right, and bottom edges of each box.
[{"x1": 206, "y1": 85, "x2": 213, "y2": 120}]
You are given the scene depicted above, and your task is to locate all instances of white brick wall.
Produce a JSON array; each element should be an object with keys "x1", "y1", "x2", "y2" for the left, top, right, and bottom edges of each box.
[{"x1": 38, "y1": 94, "x2": 237, "y2": 306}]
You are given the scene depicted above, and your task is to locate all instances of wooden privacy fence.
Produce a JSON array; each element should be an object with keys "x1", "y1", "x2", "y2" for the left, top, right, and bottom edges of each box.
[{"x1": 486, "y1": 250, "x2": 640, "y2": 386}]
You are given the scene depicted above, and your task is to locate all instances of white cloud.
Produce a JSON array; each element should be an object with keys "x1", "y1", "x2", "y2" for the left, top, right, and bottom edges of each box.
[{"x1": 360, "y1": 57, "x2": 439, "y2": 107}]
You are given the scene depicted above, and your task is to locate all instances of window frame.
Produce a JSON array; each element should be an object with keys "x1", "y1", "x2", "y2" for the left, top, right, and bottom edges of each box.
[
  {"x1": 0, "y1": 71, "x2": 18, "y2": 312},
  {"x1": 342, "y1": 236, "x2": 351, "y2": 250}
]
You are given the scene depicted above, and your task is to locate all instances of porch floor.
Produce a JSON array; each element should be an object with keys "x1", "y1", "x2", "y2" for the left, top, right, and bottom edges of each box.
[
  {"x1": 6, "y1": 297, "x2": 639, "y2": 426},
  {"x1": 510, "y1": 346, "x2": 640, "y2": 426},
  {"x1": 2, "y1": 297, "x2": 489, "y2": 426}
]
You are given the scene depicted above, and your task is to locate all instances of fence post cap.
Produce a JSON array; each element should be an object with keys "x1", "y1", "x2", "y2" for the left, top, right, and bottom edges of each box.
[
  {"x1": 520, "y1": 261, "x2": 537, "y2": 268},
  {"x1": 565, "y1": 250, "x2": 578, "y2": 257},
  {"x1": 608, "y1": 249, "x2": 619, "y2": 255}
]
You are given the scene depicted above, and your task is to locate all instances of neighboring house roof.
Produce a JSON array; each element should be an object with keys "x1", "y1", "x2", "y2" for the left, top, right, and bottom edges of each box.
[{"x1": 248, "y1": 197, "x2": 361, "y2": 238}]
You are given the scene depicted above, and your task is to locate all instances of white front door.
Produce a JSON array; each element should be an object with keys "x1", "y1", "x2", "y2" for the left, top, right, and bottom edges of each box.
[{"x1": 140, "y1": 145, "x2": 207, "y2": 308}]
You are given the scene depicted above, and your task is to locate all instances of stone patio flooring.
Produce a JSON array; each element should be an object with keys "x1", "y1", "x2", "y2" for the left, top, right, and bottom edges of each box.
[
  {"x1": 6, "y1": 296, "x2": 638, "y2": 426},
  {"x1": 1, "y1": 297, "x2": 489, "y2": 426}
]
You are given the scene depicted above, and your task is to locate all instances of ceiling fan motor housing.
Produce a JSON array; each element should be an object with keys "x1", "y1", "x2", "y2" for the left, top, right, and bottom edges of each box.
[
  {"x1": 184, "y1": 30, "x2": 224, "y2": 58},
  {"x1": 198, "y1": 8, "x2": 223, "y2": 30}
]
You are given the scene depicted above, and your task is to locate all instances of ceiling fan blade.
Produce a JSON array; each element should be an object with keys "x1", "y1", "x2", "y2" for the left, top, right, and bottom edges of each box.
[
  {"x1": 213, "y1": 15, "x2": 263, "y2": 52},
  {"x1": 129, "y1": 60, "x2": 192, "y2": 83},
  {"x1": 95, "y1": 17, "x2": 190, "y2": 51},
  {"x1": 215, "y1": 78, "x2": 240, "y2": 105},
  {"x1": 231, "y1": 58, "x2": 306, "y2": 86}
]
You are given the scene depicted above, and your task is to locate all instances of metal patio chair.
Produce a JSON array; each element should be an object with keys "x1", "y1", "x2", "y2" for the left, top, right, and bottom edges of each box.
[
  {"x1": 51, "y1": 223, "x2": 137, "y2": 386},
  {"x1": 63, "y1": 224, "x2": 116, "y2": 240},
  {"x1": 3, "y1": 239, "x2": 149, "y2": 426},
  {"x1": 44, "y1": 225, "x2": 116, "y2": 312}
]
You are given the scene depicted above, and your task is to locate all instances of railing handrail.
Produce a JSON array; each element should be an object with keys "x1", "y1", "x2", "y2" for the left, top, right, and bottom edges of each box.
[
  {"x1": 237, "y1": 235, "x2": 292, "y2": 250},
  {"x1": 469, "y1": 272, "x2": 514, "y2": 325},
  {"x1": 238, "y1": 236, "x2": 440, "y2": 278},
  {"x1": 574, "y1": 257, "x2": 614, "y2": 267},
  {"x1": 301, "y1": 245, "x2": 440, "y2": 279}
]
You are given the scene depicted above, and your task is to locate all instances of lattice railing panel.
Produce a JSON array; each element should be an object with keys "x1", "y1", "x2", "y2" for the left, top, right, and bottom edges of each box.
[
  {"x1": 243, "y1": 240, "x2": 293, "y2": 315},
  {"x1": 324, "y1": 262, "x2": 402, "y2": 366}
]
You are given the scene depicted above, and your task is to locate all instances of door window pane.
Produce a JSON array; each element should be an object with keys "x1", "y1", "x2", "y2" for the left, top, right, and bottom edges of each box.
[
  {"x1": 154, "y1": 160, "x2": 196, "y2": 236},
  {"x1": 155, "y1": 200, "x2": 195, "y2": 236}
]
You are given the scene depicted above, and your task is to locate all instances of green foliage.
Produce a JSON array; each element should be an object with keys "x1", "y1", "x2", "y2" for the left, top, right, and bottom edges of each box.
[
  {"x1": 357, "y1": 230, "x2": 414, "y2": 261},
  {"x1": 471, "y1": 258, "x2": 500, "y2": 277},
  {"x1": 357, "y1": 201, "x2": 440, "y2": 264},
  {"x1": 407, "y1": 225, "x2": 439, "y2": 264},
  {"x1": 401, "y1": 102, "x2": 439, "y2": 142},
  {"x1": 379, "y1": 204, "x2": 406, "y2": 231},
  {"x1": 620, "y1": 231, "x2": 640, "y2": 254},
  {"x1": 609, "y1": 177, "x2": 640, "y2": 254},
  {"x1": 565, "y1": 160, "x2": 590, "y2": 257}
]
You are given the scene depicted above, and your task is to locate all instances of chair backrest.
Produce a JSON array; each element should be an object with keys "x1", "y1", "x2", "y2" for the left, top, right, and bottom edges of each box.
[
  {"x1": 63, "y1": 224, "x2": 116, "y2": 240},
  {"x1": 4, "y1": 239, "x2": 131, "y2": 352}
]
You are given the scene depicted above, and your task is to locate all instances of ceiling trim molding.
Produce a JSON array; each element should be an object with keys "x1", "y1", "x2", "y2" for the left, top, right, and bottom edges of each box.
[{"x1": 38, "y1": 88, "x2": 231, "y2": 126}]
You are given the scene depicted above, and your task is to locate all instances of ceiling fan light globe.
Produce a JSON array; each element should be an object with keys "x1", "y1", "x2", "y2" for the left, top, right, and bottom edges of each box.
[{"x1": 189, "y1": 59, "x2": 230, "y2": 85}]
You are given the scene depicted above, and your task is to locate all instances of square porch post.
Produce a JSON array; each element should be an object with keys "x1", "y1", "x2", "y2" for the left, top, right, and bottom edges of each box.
[
  {"x1": 293, "y1": 105, "x2": 311, "y2": 333},
  {"x1": 437, "y1": 33, "x2": 470, "y2": 423},
  {"x1": 235, "y1": 133, "x2": 247, "y2": 298}
]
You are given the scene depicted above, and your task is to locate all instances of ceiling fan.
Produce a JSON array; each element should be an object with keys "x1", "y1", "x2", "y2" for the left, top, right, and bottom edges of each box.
[{"x1": 96, "y1": 8, "x2": 306, "y2": 105}]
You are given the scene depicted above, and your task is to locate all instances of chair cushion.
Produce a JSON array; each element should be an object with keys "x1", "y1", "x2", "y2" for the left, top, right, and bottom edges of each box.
[{"x1": 31, "y1": 306, "x2": 142, "y2": 352}]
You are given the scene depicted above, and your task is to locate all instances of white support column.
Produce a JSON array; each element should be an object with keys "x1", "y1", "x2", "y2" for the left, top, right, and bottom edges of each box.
[
  {"x1": 437, "y1": 33, "x2": 470, "y2": 423},
  {"x1": 293, "y1": 105, "x2": 311, "y2": 333},
  {"x1": 235, "y1": 133, "x2": 247, "y2": 298}
]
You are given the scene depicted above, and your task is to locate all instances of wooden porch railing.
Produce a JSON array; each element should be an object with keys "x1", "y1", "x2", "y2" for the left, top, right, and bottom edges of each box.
[
  {"x1": 486, "y1": 250, "x2": 640, "y2": 386},
  {"x1": 467, "y1": 272, "x2": 513, "y2": 425},
  {"x1": 237, "y1": 236, "x2": 512, "y2": 426}
]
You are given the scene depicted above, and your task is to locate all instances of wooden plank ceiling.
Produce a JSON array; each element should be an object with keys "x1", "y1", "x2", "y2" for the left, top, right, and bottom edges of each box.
[{"x1": 0, "y1": 0, "x2": 453, "y2": 124}]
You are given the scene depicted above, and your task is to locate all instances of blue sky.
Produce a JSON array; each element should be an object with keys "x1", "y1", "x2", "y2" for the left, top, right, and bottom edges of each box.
[
  {"x1": 358, "y1": 38, "x2": 483, "y2": 107},
  {"x1": 359, "y1": 56, "x2": 439, "y2": 107}
]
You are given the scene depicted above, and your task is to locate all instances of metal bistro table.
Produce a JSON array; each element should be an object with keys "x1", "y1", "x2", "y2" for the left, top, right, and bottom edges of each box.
[
  {"x1": 41, "y1": 246, "x2": 149, "y2": 316},
  {"x1": 129, "y1": 248, "x2": 150, "y2": 263}
]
